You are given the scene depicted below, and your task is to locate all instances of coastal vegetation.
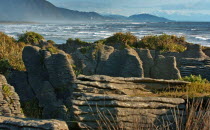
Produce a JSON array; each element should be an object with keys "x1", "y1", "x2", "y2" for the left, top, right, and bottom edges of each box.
[
  {"x1": 18, "y1": 31, "x2": 44, "y2": 45},
  {"x1": 66, "y1": 38, "x2": 89, "y2": 45},
  {"x1": 135, "y1": 34, "x2": 187, "y2": 52},
  {"x1": 0, "y1": 32, "x2": 25, "y2": 75},
  {"x1": 99, "y1": 32, "x2": 187, "y2": 52},
  {"x1": 103, "y1": 32, "x2": 138, "y2": 48},
  {"x1": 0, "y1": 32, "x2": 61, "y2": 76},
  {"x1": 154, "y1": 75, "x2": 210, "y2": 99}
]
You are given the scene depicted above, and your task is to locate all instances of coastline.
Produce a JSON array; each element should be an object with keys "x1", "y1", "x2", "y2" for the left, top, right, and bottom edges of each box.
[{"x1": 0, "y1": 21, "x2": 38, "y2": 24}]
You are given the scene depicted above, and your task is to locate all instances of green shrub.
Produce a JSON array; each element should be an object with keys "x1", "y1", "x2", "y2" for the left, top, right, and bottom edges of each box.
[
  {"x1": 0, "y1": 59, "x2": 12, "y2": 75},
  {"x1": 80, "y1": 46, "x2": 92, "y2": 54},
  {"x1": 0, "y1": 32, "x2": 25, "y2": 73},
  {"x1": 104, "y1": 32, "x2": 138, "y2": 46},
  {"x1": 180, "y1": 75, "x2": 208, "y2": 84},
  {"x1": 18, "y1": 31, "x2": 44, "y2": 44},
  {"x1": 47, "y1": 40, "x2": 55, "y2": 44},
  {"x1": 135, "y1": 34, "x2": 186, "y2": 52},
  {"x1": 2, "y1": 84, "x2": 13, "y2": 98},
  {"x1": 45, "y1": 45, "x2": 60, "y2": 54},
  {"x1": 66, "y1": 38, "x2": 88, "y2": 45}
]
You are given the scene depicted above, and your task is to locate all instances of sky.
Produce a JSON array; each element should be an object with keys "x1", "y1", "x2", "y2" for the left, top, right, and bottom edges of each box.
[{"x1": 47, "y1": 0, "x2": 210, "y2": 21}]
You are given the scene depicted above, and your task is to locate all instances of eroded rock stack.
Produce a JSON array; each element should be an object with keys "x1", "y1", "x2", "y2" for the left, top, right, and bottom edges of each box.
[
  {"x1": 70, "y1": 44, "x2": 180, "y2": 79},
  {"x1": 7, "y1": 46, "x2": 76, "y2": 122},
  {"x1": 0, "y1": 75, "x2": 23, "y2": 117},
  {"x1": 0, "y1": 74, "x2": 69, "y2": 130},
  {"x1": 22, "y1": 46, "x2": 76, "y2": 120},
  {"x1": 72, "y1": 75, "x2": 187, "y2": 129},
  {"x1": 151, "y1": 55, "x2": 181, "y2": 80},
  {"x1": 161, "y1": 44, "x2": 210, "y2": 80}
]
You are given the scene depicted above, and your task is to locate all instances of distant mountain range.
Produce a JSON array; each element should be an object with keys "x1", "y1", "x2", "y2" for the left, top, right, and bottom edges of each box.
[
  {"x1": 128, "y1": 14, "x2": 171, "y2": 22},
  {"x1": 0, "y1": 0, "x2": 171, "y2": 23}
]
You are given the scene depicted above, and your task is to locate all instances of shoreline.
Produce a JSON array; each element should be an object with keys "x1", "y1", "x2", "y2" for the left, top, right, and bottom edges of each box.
[{"x1": 0, "y1": 21, "x2": 38, "y2": 24}]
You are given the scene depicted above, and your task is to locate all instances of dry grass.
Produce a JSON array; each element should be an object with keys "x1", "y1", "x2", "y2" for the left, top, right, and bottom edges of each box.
[
  {"x1": 0, "y1": 32, "x2": 26, "y2": 73},
  {"x1": 82, "y1": 99, "x2": 210, "y2": 130},
  {"x1": 157, "y1": 83, "x2": 210, "y2": 99}
]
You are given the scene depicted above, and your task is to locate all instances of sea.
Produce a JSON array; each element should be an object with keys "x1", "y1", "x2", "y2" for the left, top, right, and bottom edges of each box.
[{"x1": 1, "y1": 22, "x2": 210, "y2": 46}]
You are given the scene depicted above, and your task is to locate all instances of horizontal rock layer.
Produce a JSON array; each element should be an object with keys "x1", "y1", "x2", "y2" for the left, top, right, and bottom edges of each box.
[
  {"x1": 0, "y1": 75, "x2": 23, "y2": 118},
  {"x1": 0, "y1": 116, "x2": 68, "y2": 130},
  {"x1": 73, "y1": 75, "x2": 186, "y2": 129}
]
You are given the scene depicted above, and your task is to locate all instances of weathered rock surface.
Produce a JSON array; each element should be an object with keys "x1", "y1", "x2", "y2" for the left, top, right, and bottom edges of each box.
[
  {"x1": 57, "y1": 41, "x2": 92, "y2": 54},
  {"x1": 72, "y1": 45, "x2": 144, "y2": 78},
  {"x1": 0, "y1": 75, "x2": 23, "y2": 117},
  {"x1": 72, "y1": 44, "x2": 115, "y2": 75},
  {"x1": 97, "y1": 48, "x2": 144, "y2": 77},
  {"x1": 7, "y1": 71, "x2": 35, "y2": 102},
  {"x1": 0, "y1": 116, "x2": 68, "y2": 130},
  {"x1": 162, "y1": 44, "x2": 209, "y2": 60},
  {"x1": 151, "y1": 55, "x2": 181, "y2": 80},
  {"x1": 135, "y1": 49, "x2": 154, "y2": 77},
  {"x1": 62, "y1": 44, "x2": 184, "y2": 80},
  {"x1": 57, "y1": 43, "x2": 210, "y2": 80},
  {"x1": 160, "y1": 44, "x2": 210, "y2": 80},
  {"x1": 21, "y1": 46, "x2": 76, "y2": 122},
  {"x1": 182, "y1": 44, "x2": 208, "y2": 59},
  {"x1": 203, "y1": 48, "x2": 210, "y2": 57},
  {"x1": 72, "y1": 75, "x2": 187, "y2": 129}
]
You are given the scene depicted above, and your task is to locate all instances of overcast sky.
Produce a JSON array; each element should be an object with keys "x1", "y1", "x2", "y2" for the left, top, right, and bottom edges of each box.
[{"x1": 47, "y1": 0, "x2": 210, "y2": 21}]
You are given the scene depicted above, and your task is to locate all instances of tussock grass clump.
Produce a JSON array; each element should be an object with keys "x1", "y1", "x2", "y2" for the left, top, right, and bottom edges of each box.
[
  {"x1": 18, "y1": 31, "x2": 44, "y2": 45},
  {"x1": 0, "y1": 32, "x2": 25, "y2": 75},
  {"x1": 157, "y1": 83, "x2": 210, "y2": 99},
  {"x1": 104, "y1": 32, "x2": 138, "y2": 46},
  {"x1": 180, "y1": 75, "x2": 209, "y2": 84},
  {"x1": 43, "y1": 44, "x2": 60, "y2": 54},
  {"x1": 156, "y1": 75, "x2": 210, "y2": 99},
  {"x1": 101, "y1": 33, "x2": 187, "y2": 52},
  {"x1": 47, "y1": 40, "x2": 55, "y2": 44},
  {"x1": 66, "y1": 38, "x2": 88, "y2": 45},
  {"x1": 135, "y1": 34, "x2": 187, "y2": 52}
]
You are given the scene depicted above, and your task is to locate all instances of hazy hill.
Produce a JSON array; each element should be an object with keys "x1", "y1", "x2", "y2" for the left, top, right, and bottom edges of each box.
[
  {"x1": 128, "y1": 14, "x2": 171, "y2": 22},
  {"x1": 0, "y1": 0, "x2": 105, "y2": 22},
  {"x1": 104, "y1": 14, "x2": 128, "y2": 20},
  {"x1": 0, "y1": 0, "x2": 171, "y2": 23}
]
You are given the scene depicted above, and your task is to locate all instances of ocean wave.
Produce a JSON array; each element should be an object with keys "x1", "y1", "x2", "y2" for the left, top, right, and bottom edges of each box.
[
  {"x1": 195, "y1": 36, "x2": 210, "y2": 41},
  {"x1": 191, "y1": 29, "x2": 197, "y2": 31}
]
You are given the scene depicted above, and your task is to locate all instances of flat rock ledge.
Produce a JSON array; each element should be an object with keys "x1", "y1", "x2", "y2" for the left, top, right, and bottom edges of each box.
[
  {"x1": 0, "y1": 116, "x2": 68, "y2": 130},
  {"x1": 72, "y1": 75, "x2": 187, "y2": 129}
]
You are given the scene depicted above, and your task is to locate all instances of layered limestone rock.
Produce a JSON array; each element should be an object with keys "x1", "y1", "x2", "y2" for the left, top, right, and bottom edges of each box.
[
  {"x1": 72, "y1": 75, "x2": 188, "y2": 129},
  {"x1": 58, "y1": 43, "x2": 210, "y2": 80},
  {"x1": 161, "y1": 44, "x2": 210, "y2": 80},
  {"x1": 72, "y1": 44, "x2": 115, "y2": 75},
  {"x1": 135, "y1": 49, "x2": 154, "y2": 77},
  {"x1": 72, "y1": 44, "x2": 144, "y2": 77},
  {"x1": 7, "y1": 71, "x2": 35, "y2": 102},
  {"x1": 96, "y1": 48, "x2": 144, "y2": 77},
  {"x1": 182, "y1": 44, "x2": 208, "y2": 59},
  {"x1": 70, "y1": 44, "x2": 182, "y2": 79},
  {"x1": 0, "y1": 74, "x2": 69, "y2": 130},
  {"x1": 151, "y1": 55, "x2": 181, "y2": 80},
  {"x1": 162, "y1": 44, "x2": 209, "y2": 60},
  {"x1": 0, "y1": 116, "x2": 68, "y2": 130},
  {"x1": 19, "y1": 46, "x2": 76, "y2": 121},
  {"x1": 0, "y1": 75, "x2": 23, "y2": 118}
]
